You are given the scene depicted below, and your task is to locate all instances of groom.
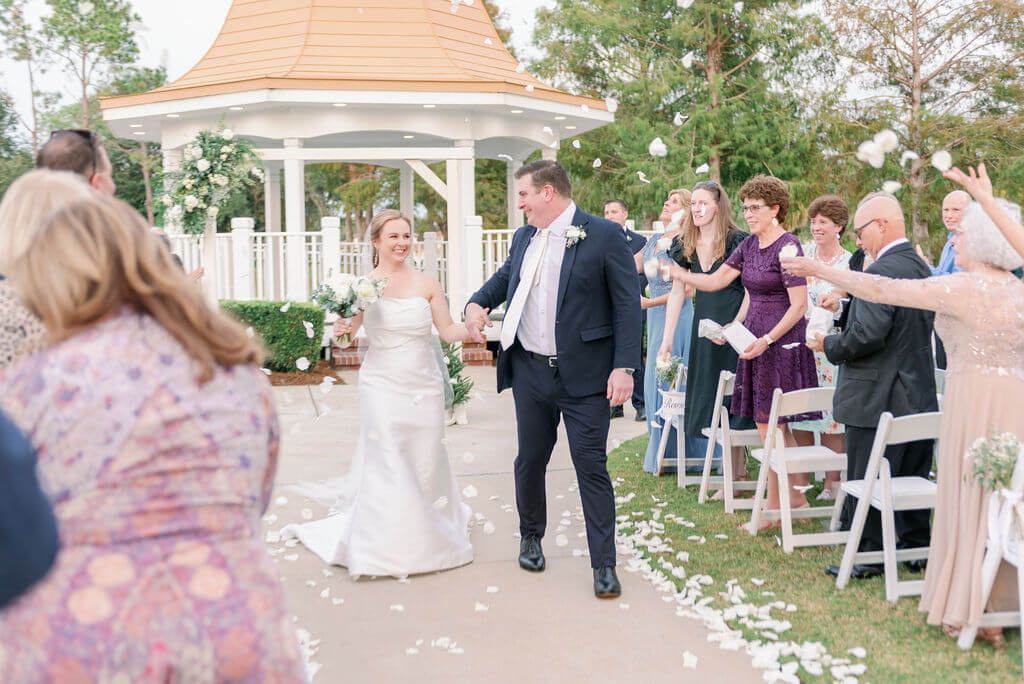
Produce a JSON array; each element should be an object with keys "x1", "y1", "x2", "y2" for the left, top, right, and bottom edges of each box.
[{"x1": 466, "y1": 160, "x2": 641, "y2": 599}]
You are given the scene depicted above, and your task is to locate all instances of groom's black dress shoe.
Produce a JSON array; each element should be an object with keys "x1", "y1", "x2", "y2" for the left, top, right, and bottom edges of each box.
[
  {"x1": 593, "y1": 566, "x2": 621, "y2": 598},
  {"x1": 519, "y1": 536, "x2": 545, "y2": 572},
  {"x1": 825, "y1": 563, "x2": 882, "y2": 579}
]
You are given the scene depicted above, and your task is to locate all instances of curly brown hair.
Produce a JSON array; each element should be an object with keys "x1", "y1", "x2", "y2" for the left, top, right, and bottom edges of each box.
[
  {"x1": 738, "y1": 175, "x2": 790, "y2": 224},
  {"x1": 806, "y1": 195, "x2": 849, "y2": 234}
]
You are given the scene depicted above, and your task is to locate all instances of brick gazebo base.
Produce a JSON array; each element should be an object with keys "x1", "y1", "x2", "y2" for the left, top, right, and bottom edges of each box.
[{"x1": 332, "y1": 341, "x2": 493, "y2": 369}]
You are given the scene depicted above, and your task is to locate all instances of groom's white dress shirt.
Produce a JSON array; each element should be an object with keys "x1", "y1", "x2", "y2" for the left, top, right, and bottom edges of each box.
[{"x1": 517, "y1": 202, "x2": 576, "y2": 356}]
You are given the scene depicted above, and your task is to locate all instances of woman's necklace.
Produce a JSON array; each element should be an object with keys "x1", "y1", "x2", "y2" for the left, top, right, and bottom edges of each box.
[{"x1": 813, "y1": 243, "x2": 844, "y2": 267}]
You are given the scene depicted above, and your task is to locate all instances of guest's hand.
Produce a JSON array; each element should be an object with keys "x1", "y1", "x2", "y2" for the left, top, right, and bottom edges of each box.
[
  {"x1": 640, "y1": 296, "x2": 656, "y2": 310},
  {"x1": 607, "y1": 369, "x2": 634, "y2": 407},
  {"x1": 714, "y1": 322, "x2": 734, "y2": 346},
  {"x1": 739, "y1": 336, "x2": 769, "y2": 360},
  {"x1": 806, "y1": 334, "x2": 825, "y2": 353},
  {"x1": 944, "y1": 163, "x2": 995, "y2": 202},
  {"x1": 659, "y1": 259, "x2": 686, "y2": 283},
  {"x1": 818, "y1": 292, "x2": 841, "y2": 313},
  {"x1": 780, "y1": 255, "x2": 815, "y2": 277},
  {"x1": 464, "y1": 303, "x2": 491, "y2": 344},
  {"x1": 914, "y1": 244, "x2": 933, "y2": 266},
  {"x1": 656, "y1": 344, "x2": 672, "y2": 364},
  {"x1": 188, "y1": 266, "x2": 205, "y2": 281}
]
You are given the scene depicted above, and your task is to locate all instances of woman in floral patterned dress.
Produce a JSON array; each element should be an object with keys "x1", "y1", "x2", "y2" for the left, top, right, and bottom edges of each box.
[
  {"x1": 790, "y1": 195, "x2": 852, "y2": 500},
  {"x1": 0, "y1": 193, "x2": 305, "y2": 682}
]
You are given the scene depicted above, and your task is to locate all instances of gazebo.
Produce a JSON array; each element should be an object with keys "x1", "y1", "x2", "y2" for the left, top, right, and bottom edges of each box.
[{"x1": 100, "y1": 0, "x2": 613, "y2": 310}]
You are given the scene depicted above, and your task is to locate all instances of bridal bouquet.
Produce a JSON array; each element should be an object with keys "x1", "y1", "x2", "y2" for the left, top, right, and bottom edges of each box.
[{"x1": 312, "y1": 272, "x2": 387, "y2": 344}]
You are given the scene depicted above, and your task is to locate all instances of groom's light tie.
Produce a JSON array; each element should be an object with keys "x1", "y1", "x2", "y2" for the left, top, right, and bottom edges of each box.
[{"x1": 500, "y1": 231, "x2": 547, "y2": 350}]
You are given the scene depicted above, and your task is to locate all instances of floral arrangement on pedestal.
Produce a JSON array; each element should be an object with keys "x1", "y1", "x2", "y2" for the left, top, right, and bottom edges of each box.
[
  {"x1": 442, "y1": 341, "x2": 474, "y2": 425},
  {"x1": 161, "y1": 127, "x2": 263, "y2": 235}
]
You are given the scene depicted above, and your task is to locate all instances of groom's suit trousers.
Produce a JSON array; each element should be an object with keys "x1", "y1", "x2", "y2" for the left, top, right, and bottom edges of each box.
[{"x1": 509, "y1": 345, "x2": 616, "y2": 568}]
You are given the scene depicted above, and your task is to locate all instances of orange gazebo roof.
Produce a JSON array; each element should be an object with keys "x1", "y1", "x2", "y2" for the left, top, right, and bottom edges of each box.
[{"x1": 101, "y1": 0, "x2": 606, "y2": 110}]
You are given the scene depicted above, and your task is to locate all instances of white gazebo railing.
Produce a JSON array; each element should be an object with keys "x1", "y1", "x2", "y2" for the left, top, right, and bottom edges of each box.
[{"x1": 167, "y1": 217, "x2": 662, "y2": 304}]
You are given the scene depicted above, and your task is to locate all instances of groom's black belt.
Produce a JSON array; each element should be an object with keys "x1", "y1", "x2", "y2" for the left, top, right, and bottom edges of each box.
[{"x1": 525, "y1": 350, "x2": 559, "y2": 367}]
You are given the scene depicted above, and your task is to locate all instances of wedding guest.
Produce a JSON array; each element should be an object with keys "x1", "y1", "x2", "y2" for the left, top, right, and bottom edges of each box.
[
  {"x1": 0, "y1": 195, "x2": 305, "y2": 680},
  {"x1": 915, "y1": 190, "x2": 970, "y2": 276},
  {"x1": 665, "y1": 175, "x2": 818, "y2": 527},
  {"x1": 637, "y1": 189, "x2": 694, "y2": 474},
  {"x1": 787, "y1": 194, "x2": 937, "y2": 580},
  {"x1": 0, "y1": 409, "x2": 58, "y2": 609},
  {"x1": 605, "y1": 198, "x2": 647, "y2": 421},
  {"x1": 35, "y1": 128, "x2": 116, "y2": 196},
  {"x1": 783, "y1": 198, "x2": 1024, "y2": 646},
  {"x1": 661, "y1": 181, "x2": 753, "y2": 496},
  {"x1": 790, "y1": 195, "x2": 851, "y2": 501},
  {"x1": 0, "y1": 170, "x2": 93, "y2": 370},
  {"x1": 944, "y1": 163, "x2": 1024, "y2": 264}
]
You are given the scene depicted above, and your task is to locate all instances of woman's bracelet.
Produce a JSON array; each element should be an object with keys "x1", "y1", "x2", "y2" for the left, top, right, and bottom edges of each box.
[{"x1": 762, "y1": 333, "x2": 774, "y2": 345}]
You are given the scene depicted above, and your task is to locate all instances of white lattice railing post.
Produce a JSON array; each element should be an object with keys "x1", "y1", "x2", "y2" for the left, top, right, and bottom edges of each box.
[
  {"x1": 465, "y1": 215, "x2": 483, "y2": 301},
  {"x1": 321, "y1": 217, "x2": 341, "y2": 280},
  {"x1": 422, "y1": 232, "x2": 439, "y2": 282},
  {"x1": 230, "y1": 217, "x2": 255, "y2": 301}
]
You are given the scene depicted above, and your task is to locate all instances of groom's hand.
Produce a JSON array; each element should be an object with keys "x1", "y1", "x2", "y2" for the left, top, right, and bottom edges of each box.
[
  {"x1": 607, "y1": 369, "x2": 633, "y2": 407},
  {"x1": 464, "y1": 302, "x2": 491, "y2": 344}
]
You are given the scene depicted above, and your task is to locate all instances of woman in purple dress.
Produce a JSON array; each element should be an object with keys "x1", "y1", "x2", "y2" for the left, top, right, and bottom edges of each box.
[{"x1": 664, "y1": 175, "x2": 819, "y2": 528}]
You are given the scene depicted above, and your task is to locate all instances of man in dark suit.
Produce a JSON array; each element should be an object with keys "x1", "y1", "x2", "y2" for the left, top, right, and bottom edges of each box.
[
  {"x1": 466, "y1": 160, "x2": 641, "y2": 598},
  {"x1": 808, "y1": 195, "x2": 937, "y2": 579},
  {"x1": 604, "y1": 198, "x2": 647, "y2": 421},
  {"x1": 0, "y1": 410, "x2": 58, "y2": 608}
]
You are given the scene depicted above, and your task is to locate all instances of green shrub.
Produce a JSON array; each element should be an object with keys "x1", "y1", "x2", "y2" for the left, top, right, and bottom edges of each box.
[{"x1": 220, "y1": 300, "x2": 325, "y2": 372}]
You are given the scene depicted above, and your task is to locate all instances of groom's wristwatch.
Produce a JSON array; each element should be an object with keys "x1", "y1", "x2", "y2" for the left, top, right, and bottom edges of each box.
[{"x1": 616, "y1": 368, "x2": 635, "y2": 375}]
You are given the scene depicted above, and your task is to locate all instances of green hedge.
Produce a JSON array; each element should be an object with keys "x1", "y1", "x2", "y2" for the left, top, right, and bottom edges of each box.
[{"x1": 220, "y1": 300, "x2": 325, "y2": 372}]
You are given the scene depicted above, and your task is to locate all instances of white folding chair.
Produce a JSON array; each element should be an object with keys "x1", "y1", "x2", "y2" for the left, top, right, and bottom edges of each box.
[
  {"x1": 958, "y1": 456, "x2": 1024, "y2": 665},
  {"x1": 834, "y1": 411, "x2": 941, "y2": 601},
  {"x1": 654, "y1": 372, "x2": 684, "y2": 475},
  {"x1": 748, "y1": 387, "x2": 848, "y2": 552},
  {"x1": 934, "y1": 368, "x2": 946, "y2": 408},
  {"x1": 688, "y1": 370, "x2": 761, "y2": 514}
]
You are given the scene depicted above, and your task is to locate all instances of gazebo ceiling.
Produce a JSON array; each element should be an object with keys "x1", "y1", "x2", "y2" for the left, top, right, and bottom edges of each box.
[{"x1": 100, "y1": 0, "x2": 612, "y2": 156}]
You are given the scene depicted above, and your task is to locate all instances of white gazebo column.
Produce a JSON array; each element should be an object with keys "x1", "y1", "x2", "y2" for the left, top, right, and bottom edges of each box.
[
  {"x1": 542, "y1": 147, "x2": 558, "y2": 161},
  {"x1": 507, "y1": 159, "x2": 523, "y2": 230},
  {"x1": 445, "y1": 140, "x2": 476, "y2": 318},
  {"x1": 263, "y1": 161, "x2": 282, "y2": 232},
  {"x1": 400, "y1": 163, "x2": 414, "y2": 230},
  {"x1": 282, "y1": 138, "x2": 307, "y2": 302}
]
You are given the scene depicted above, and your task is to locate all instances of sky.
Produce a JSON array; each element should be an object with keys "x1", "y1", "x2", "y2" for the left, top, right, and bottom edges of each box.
[{"x1": 0, "y1": 0, "x2": 554, "y2": 129}]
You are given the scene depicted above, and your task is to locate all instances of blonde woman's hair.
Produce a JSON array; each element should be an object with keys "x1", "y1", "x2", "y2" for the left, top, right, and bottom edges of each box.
[
  {"x1": 680, "y1": 181, "x2": 741, "y2": 263},
  {"x1": 9, "y1": 195, "x2": 263, "y2": 383},
  {"x1": 667, "y1": 187, "x2": 692, "y2": 213},
  {"x1": 0, "y1": 169, "x2": 94, "y2": 273},
  {"x1": 368, "y1": 209, "x2": 412, "y2": 267}
]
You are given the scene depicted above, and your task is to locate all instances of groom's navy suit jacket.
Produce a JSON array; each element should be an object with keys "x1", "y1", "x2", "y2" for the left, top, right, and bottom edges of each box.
[{"x1": 468, "y1": 207, "x2": 642, "y2": 398}]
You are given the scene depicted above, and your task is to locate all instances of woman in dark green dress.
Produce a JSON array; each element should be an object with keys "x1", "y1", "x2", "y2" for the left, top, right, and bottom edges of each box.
[{"x1": 660, "y1": 181, "x2": 754, "y2": 491}]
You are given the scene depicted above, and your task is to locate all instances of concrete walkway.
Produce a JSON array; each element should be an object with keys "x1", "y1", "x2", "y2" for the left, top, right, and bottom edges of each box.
[{"x1": 265, "y1": 366, "x2": 759, "y2": 683}]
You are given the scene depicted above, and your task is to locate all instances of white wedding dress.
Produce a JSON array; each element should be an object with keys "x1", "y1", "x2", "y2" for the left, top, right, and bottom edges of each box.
[{"x1": 282, "y1": 297, "x2": 473, "y2": 577}]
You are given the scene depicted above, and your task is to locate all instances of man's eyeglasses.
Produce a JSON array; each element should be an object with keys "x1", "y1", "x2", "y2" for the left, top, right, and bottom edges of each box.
[
  {"x1": 853, "y1": 218, "x2": 877, "y2": 237},
  {"x1": 49, "y1": 129, "x2": 99, "y2": 175}
]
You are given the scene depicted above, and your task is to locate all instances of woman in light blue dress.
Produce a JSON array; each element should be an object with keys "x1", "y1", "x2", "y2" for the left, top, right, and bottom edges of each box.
[{"x1": 637, "y1": 189, "x2": 695, "y2": 474}]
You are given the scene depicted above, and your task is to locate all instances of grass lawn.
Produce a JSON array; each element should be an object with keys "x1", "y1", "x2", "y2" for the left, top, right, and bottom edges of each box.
[{"x1": 608, "y1": 435, "x2": 1021, "y2": 682}]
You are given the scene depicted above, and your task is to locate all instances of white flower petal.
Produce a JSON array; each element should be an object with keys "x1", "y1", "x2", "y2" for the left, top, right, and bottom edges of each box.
[
  {"x1": 592, "y1": 158, "x2": 602, "y2": 168},
  {"x1": 295, "y1": 357, "x2": 311, "y2": 371},
  {"x1": 462, "y1": 485, "x2": 478, "y2": 498},
  {"x1": 931, "y1": 149, "x2": 953, "y2": 172}
]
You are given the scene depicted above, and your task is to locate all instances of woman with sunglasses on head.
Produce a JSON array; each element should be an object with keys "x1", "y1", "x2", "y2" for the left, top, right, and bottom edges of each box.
[
  {"x1": 635, "y1": 188, "x2": 695, "y2": 474},
  {"x1": 659, "y1": 181, "x2": 754, "y2": 496},
  {"x1": 663, "y1": 175, "x2": 819, "y2": 528}
]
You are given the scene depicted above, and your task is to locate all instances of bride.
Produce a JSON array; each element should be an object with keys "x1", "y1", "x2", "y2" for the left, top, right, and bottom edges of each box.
[{"x1": 283, "y1": 209, "x2": 475, "y2": 577}]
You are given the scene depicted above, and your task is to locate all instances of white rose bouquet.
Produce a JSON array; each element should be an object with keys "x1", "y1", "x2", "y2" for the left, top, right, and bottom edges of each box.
[
  {"x1": 969, "y1": 431, "x2": 1023, "y2": 493},
  {"x1": 656, "y1": 355, "x2": 687, "y2": 387},
  {"x1": 312, "y1": 272, "x2": 387, "y2": 344}
]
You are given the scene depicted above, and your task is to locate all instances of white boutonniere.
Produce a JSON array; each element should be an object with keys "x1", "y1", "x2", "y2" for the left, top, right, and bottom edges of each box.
[{"x1": 566, "y1": 225, "x2": 587, "y2": 248}]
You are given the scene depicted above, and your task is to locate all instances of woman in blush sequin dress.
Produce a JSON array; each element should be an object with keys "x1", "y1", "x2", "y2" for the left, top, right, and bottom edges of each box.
[
  {"x1": 0, "y1": 195, "x2": 305, "y2": 682},
  {"x1": 665, "y1": 176, "x2": 819, "y2": 529},
  {"x1": 783, "y1": 199, "x2": 1024, "y2": 647}
]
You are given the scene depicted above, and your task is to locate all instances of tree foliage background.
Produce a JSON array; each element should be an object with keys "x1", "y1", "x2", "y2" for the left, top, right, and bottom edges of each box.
[{"x1": 1, "y1": 0, "x2": 1021, "y2": 253}]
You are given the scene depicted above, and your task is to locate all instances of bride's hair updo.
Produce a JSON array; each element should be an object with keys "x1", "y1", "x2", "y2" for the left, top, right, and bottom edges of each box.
[
  {"x1": 961, "y1": 200, "x2": 1024, "y2": 272},
  {"x1": 368, "y1": 209, "x2": 413, "y2": 267}
]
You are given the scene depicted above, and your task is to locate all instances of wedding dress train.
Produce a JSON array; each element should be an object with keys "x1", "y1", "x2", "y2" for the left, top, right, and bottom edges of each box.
[{"x1": 282, "y1": 297, "x2": 473, "y2": 577}]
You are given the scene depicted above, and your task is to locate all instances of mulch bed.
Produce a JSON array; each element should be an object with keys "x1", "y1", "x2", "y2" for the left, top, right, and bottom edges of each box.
[{"x1": 267, "y1": 360, "x2": 346, "y2": 386}]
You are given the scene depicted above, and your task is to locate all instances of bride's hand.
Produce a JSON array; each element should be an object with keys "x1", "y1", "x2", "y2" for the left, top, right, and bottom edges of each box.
[{"x1": 333, "y1": 317, "x2": 354, "y2": 338}]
